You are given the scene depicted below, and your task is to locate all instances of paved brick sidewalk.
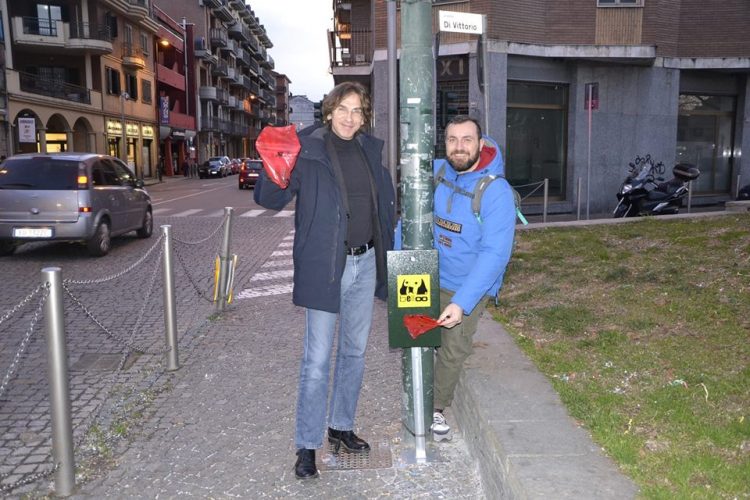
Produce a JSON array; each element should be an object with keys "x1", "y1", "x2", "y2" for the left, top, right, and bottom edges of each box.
[{"x1": 65, "y1": 217, "x2": 483, "y2": 498}]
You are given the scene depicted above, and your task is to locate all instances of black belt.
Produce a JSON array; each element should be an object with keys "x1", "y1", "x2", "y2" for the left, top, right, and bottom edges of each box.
[{"x1": 347, "y1": 239, "x2": 374, "y2": 256}]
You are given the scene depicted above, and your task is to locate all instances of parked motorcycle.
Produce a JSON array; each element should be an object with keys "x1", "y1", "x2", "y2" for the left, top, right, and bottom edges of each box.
[{"x1": 613, "y1": 155, "x2": 700, "y2": 218}]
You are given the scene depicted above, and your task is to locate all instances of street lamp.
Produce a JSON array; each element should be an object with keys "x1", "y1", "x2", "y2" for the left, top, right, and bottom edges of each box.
[{"x1": 120, "y1": 92, "x2": 129, "y2": 162}]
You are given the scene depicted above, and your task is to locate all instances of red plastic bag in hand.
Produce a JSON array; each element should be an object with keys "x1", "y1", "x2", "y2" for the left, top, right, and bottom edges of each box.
[
  {"x1": 256, "y1": 125, "x2": 301, "y2": 189},
  {"x1": 403, "y1": 314, "x2": 442, "y2": 340}
]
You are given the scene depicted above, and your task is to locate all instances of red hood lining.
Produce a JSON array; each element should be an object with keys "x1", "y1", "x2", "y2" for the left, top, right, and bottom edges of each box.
[{"x1": 475, "y1": 143, "x2": 496, "y2": 172}]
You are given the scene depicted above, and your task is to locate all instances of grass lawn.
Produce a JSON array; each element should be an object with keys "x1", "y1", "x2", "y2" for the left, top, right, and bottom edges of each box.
[{"x1": 489, "y1": 213, "x2": 750, "y2": 499}]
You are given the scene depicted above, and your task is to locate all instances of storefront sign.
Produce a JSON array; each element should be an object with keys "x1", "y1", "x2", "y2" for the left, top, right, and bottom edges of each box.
[
  {"x1": 126, "y1": 123, "x2": 139, "y2": 137},
  {"x1": 141, "y1": 125, "x2": 154, "y2": 138},
  {"x1": 160, "y1": 96, "x2": 170, "y2": 124},
  {"x1": 18, "y1": 117, "x2": 36, "y2": 143},
  {"x1": 106, "y1": 119, "x2": 122, "y2": 135}
]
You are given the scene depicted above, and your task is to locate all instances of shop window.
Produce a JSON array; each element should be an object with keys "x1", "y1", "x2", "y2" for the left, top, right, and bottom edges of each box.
[
  {"x1": 677, "y1": 94, "x2": 735, "y2": 195},
  {"x1": 506, "y1": 81, "x2": 568, "y2": 199},
  {"x1": 105, "y1": 67, "x2": 121, "y2": 95}
]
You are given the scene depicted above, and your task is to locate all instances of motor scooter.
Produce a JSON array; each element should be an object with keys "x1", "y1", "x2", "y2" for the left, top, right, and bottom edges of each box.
[{"x1": 613, "y1": 155, "x2": 700, "y2": 218}]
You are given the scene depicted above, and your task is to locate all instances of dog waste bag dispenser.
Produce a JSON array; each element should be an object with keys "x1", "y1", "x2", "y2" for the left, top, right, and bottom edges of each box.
[{"x1": 387, "y1": 249, "x2": 441, "y2": 348}]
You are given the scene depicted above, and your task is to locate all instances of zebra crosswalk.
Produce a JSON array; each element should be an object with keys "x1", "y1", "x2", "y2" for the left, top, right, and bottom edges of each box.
[
  {"x1": 235, "y1": 231, "x2": 295, "y2": 301},
  {"x1": 153, "y1": 208, "x2": 294, "y2": 218}
]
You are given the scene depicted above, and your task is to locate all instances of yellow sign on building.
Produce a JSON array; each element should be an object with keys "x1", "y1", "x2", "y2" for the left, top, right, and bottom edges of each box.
[{"x1": 397, "y1": 274, "x2": 431, "y2": 308}]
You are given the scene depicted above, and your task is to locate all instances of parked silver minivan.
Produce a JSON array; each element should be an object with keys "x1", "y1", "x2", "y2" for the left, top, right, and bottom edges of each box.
[{"x1": 0, "y1": 153, "x2": 152, "y2": 256}]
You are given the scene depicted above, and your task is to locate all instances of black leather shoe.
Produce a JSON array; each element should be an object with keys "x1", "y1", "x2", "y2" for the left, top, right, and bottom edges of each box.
[
  {"x1": 294, "y1": 449, "x2": 318, "y2": 479},
  {"x1": 328, "y1": 428, "x2": 370, "y2": 453}
]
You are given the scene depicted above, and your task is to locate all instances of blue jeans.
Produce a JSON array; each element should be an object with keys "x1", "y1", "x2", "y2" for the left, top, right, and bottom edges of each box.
[{"x1": 295, "y1": 247, "x2": 377, "y2": 449}]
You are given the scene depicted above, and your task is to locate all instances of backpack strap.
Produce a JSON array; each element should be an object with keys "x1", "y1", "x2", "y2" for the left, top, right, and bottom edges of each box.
[{"x1": 435, "y1": 161, "x2": 474, "y2": 213}]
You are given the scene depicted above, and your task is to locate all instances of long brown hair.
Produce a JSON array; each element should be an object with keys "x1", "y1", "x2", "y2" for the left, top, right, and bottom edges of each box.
[{"x1": 321, "y1": 81, "x2": 372, "y2": 127}]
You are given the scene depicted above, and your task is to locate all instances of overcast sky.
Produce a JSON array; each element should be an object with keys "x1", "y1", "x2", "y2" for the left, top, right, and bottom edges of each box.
[{"x1": 249, "y1": 0, "x2": 334, "y2": 101}]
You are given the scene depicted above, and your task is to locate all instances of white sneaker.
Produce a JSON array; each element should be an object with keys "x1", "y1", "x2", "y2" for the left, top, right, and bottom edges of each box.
[{"x1": 431, "y1": 411, "x2": 451, "y2": 441}]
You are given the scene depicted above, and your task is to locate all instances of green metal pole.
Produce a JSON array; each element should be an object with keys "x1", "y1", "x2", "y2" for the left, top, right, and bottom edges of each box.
[{"x1": 399, "y1": 0, "x2": 435, "y2": 457}]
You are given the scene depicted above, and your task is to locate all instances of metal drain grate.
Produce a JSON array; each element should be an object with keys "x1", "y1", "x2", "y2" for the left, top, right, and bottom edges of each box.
[
  {"x1": 318, "y1": 440, "x2": 392, "y2": 471},
  {"x1": 71, "y1": 353, "x2": 139, "y2": 371}
]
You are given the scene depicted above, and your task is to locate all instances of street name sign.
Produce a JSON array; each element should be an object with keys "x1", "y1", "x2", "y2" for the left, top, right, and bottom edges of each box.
[{"x1": 438, "y1": 10, "x2": 484, "y2": 35}]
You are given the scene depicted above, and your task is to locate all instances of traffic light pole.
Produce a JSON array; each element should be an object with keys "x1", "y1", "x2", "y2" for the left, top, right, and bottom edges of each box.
[{"x1": 398, "y1": 0, "x2": 435, "y2": 462}]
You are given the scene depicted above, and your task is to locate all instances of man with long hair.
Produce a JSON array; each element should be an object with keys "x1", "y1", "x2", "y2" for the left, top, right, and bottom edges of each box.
[{"x1": 254, "y1": 82, "x2": 396, "y2": 479}]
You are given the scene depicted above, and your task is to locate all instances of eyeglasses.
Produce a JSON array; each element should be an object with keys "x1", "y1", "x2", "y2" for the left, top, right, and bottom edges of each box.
[{"x1": 333, "y1": 105, "x2": 364, "y2": 118}]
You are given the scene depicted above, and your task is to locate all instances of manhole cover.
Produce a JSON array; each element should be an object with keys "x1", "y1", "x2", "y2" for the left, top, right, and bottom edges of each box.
[
  {"x1": 71, "y1": 353, "x2": 139, "y2": 372},
  {"x1": 318, "y1": 440, "x2": 392, "y2": 471}
]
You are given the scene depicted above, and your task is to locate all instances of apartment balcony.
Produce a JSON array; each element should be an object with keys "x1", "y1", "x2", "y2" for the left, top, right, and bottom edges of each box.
[
  {"x1": 156, "y1": 63, "x2": 185, "y2": 91},
  {"x1": 235, "y1": 99, "x2": 245, "y2": 112},
  {"x1": 12, "y1": 17, "x2": 113, "y2": 54},
  {"x1": 231, "y1": 68, "x2": 245, "y2": 86},
  {"x1": 15, "y1": 70, "x2": 91, "y2": 104},
  {"x1": 238, "y1": 5, "x2": 252, "y2": 19},
  {"x1": 245, "y1": 76, "x2": 259, "y2": 95},
  {"x1": 127, "y1": 0, "x2": 149, "y2": 17},
  {"x1": 228, "y1": 0, "x2": 244, "y2": 8},
  {"x1": 168, "y1": 111, "x2": 196, "y2": 131},
  {"x1": 228, "y1": 21, "x2": 251, "y2": 43},
  {"x1": 195, "y1": 37, "x2": 213, "y2": 60},
  {"x1": 266, "y1": 54, "x2": 275, "y2": 70},
  {"x1": 329, "y1": 29, "x2": 372, "y2": 67},
  {"x1": 244, "y1": 34, "x2": 259, "y2": 53},
  {"x1": 203, "y1": 0, "x2": 222, "y2": 7},
  {"x1": 252, "y1": 45, "x2": 266, "y2": 61},
  {"x1": 212, "y1": 62, "x2": 229, "y2": 78},
  {"x1": 200, "y1": 115, "x2": 220, "y2": 132},
  {"x1": 210, "y1": 28, "x2": 227, "y2": 48},
  {"x1": 219, "y1": 118, "x2": 232, "y2": 134},
  {"x1": 217, "y1": 88, "x2": 229, "y2": 104},
  {"x1": 247, "y1": 57, "x2": 259, "y2": 76},
  {"x1": 199, "y1": 86, "x2": 220, "y2": 102},
  {"x1": 213, "y1": 0, "x2": 234, "y2": 23},
  {"x1": 122, "y1": 43, "x2": 146, "y2": 69},
  {"x1": 235, "y1": 48, "x2": 251, "y2": 67},
  {"x1": 262, "y1": 90, "x2": 276, "y2": 108},
  {"x1": 227, "y1": 95, "x2": 237, "y2": 108},
  {"x1": 220, "y1": 38, "x2": 236, "y2": 54}
]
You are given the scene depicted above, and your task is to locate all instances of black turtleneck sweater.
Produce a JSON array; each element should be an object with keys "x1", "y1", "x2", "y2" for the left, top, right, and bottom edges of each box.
[{"x1": 330, "y1": 133, "x2": 373, "y2": 247}]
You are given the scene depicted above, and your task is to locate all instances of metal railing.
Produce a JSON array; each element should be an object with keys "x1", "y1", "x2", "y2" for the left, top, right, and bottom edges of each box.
[
  {"x1": 22, "y1": 16, "x2": 58, "y2": 36},
  {"x1": 69, "y1": 21, "x2": 112, "y2": 41},
  {"x1": 0, "y1": 213, "x2": 237, "y2": 495},
  {"x1": 329, "y1": 29, "x2": 372, "y2": 67},
  {"x1": 19, "y1": 71, "x2": 91, "y2": 104}
]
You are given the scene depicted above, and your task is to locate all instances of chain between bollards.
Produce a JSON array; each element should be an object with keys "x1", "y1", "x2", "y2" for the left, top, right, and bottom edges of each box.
[
  {"x1": 161, "y1": 225, "x2": 179, "y2": 371},
  {"x1": 215, "y1": 207, "x2": 234, "y2": 313},
  {"x1": 42, "y1": 267, "x2": 75, "y2": 497}
]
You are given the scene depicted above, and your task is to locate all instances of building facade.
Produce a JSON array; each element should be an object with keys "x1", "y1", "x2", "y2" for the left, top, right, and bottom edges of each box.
[
  {"x1": 330, "y1": 0, "x2": 750, "y2": 215},
  {"x1": 157, "y1": 0, "x2": 277, "y2": 162},
  {"x1": 289, "y1": 95, "x2": 316, "y2": 131},
  {"x1": 154, "y1": 6, "x2": 196, "y2": 176},
  {"x1": 274, "y1": 72, "x2": 291, "y2": 126},
  {"x1": 2, "y1": 0, "x2": 160, "y2": 177}
]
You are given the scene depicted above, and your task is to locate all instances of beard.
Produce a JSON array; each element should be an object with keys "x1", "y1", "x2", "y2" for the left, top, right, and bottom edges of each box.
[{"x1": 447, "y1": 148, "x2": 481, "y2": 173}]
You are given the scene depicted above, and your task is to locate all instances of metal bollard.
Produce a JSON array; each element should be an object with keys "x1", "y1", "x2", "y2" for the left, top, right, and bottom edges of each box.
[
  {"x1": 576, "y1": 177, "x2": 582, "y2": 221},
  {"x1": 215, "y1": 207, "x2": 234, "y2": 313},
  {"x1": 737, "y1": 174, "x2": 742, "y2": 200},
  {"x1": 687, "y1": 181, "x2": 693, "y2": 214},
  {"x1": 42, "y1": 267, "x2": 75, "y2": 496},
  {"x1": 543, "y1": 178, "x2": 549, "y2": 223},
  {"x1": 161, "y1": 226, "x2": 179, "y2": 371}
]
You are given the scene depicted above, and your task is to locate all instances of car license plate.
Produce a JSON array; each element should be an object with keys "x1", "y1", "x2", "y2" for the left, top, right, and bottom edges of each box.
[{"x1": 13, "y1": 227, "x2": 53, "y2": 238}]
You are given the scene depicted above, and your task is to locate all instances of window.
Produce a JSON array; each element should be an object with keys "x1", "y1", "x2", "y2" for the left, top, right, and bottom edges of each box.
[
  {"x1": 677, "y1": 94, "x2": 736, "y2": 195},
  {"x1": 105, "y1": 67, "x2": 121, "y2": 95},
  {"x1": 105, "y1": 12, "x2": 118, "y2": 38},
  {"x1": 506, "y1": 81, "x2": 568, "y2": 199},
  {"x1": 141, "y1": 79, "x2": 152, "y2": 104},
  {"x1": 597, "y1": 0, "x2": 642, "y2": 6},
  {"x1": 140, "y1": 33, "x2": 149, "y2": 56},
  {"x1": 125, "y1": 73, "x2": 138, "y2": 100}
]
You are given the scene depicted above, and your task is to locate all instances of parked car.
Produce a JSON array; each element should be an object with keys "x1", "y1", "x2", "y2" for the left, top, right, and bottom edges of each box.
[
  {"x1": 239, "y1": 159, "x2": 264, "y2": 189},
  {"x1": 229, "y1": 158, "x2": 241, "y2": 175},
  {"x1": 198, "y1": 156, "x2": 230, "y2": 178},
  {"x1": 0, "y1": 153, "x2": 152, "y2": 257}
]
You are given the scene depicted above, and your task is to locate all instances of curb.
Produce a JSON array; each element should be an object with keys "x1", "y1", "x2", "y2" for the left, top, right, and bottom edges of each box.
[{"x1": 454, "y1": 316, "x2": 639, "y2": 499}]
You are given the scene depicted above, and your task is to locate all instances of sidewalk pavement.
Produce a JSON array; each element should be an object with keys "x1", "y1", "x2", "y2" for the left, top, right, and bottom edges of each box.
[{"x1": 69, "y1": 213, "x2": 675, "y2": 498}]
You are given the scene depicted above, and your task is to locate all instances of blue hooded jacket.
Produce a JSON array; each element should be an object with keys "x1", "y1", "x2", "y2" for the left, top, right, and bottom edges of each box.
[{"x1": 432, "y1": 135, "x2": 516, "y2": 314}]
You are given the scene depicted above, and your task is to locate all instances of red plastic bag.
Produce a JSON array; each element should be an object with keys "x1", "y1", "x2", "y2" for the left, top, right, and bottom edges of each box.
[
  {"x1": 256, "y1": 125, "x2": 301, "y2": 189},
  {"x1": 403, "y1": 314, "x2": 442, "y2": 340}
]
